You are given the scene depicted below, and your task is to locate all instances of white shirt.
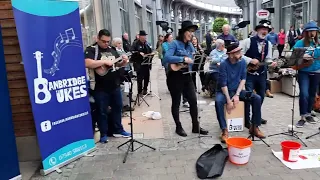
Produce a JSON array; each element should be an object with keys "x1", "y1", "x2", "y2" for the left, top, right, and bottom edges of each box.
[{"x1": 239, "y1": 38, "x2": 273, "y2": 64}]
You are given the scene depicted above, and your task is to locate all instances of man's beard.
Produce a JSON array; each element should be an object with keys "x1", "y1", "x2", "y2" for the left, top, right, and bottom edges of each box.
[{"x1": 258, "y1": 33, "x2": 267, "y2": 39}]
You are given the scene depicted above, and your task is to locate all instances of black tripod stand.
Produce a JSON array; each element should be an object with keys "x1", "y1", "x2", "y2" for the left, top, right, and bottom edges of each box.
[
  {"x1": 178, "y1": 53, "x2": 212, "y2": 144},
  {"x1": 117, "y1": 77, "x2": 156, "y2": 163},
  {"x1": 244, "y1": 91, "x2": 270, "y2": 147},
  {"x1": 268, "y1": 48, "x2": 308, "y2": 147}
]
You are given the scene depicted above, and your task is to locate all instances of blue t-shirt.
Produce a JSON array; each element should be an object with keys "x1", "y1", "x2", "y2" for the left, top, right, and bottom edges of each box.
[
  {"x1": 218, "y1": 58, "x2": 247, "y2": 91},
  {"x1": 293, "y1": 39, "x2": 320, "y2": 72}
]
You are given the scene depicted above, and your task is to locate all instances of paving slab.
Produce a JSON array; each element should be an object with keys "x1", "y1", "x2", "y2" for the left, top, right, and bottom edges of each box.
[{"x1": 30, "y1": 58, "x2": 320, "y2": 180}]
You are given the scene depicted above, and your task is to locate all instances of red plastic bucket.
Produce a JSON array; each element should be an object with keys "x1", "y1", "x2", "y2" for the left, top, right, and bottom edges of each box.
[{"x1": 281, "y1": 141, "x2": 301, "y2": 162}]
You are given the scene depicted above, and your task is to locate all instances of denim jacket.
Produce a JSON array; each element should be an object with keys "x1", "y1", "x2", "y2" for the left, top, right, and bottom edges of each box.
[
  {"x1": 164, "y1": 40, "x2": 195, "y2": 70},
  {"x1": 293, "y1": 40, "x2": 320, "y2": 72}
]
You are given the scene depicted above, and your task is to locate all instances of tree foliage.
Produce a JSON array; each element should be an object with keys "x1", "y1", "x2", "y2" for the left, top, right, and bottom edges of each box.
[{"x1": 212, "y1": 18, "x2": 229, "y2": 33}]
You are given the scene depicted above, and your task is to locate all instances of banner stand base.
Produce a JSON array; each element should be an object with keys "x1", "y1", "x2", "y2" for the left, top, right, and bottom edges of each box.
[{"x1": 40, "y1": 148, "x2": 96, "y2": 176}]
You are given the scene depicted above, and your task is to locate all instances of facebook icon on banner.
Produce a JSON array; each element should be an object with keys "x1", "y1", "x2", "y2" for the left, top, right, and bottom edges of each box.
[{"x1": 41, "y1": 120, "x2": 52, "y2": 132}]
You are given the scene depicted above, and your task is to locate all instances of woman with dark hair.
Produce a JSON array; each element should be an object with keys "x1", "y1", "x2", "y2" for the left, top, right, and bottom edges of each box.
[
  {"x1": 191, "y1": 36, "x2": 206, "y2": 92},
  {"x1": 161, "y1": 33, "x2": 173, "y2": 69},
  {"x1": 294, "y1": 21, "x2": 320, "y2": 128},
  {"x1": 164, "y1": 21, "x2": 208, "y2": 137}
]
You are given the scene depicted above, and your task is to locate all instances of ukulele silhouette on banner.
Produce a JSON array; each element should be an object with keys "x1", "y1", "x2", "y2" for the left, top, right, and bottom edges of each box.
[
  {"x1": 34, "y1": 51, "x2": 51, "y2": 104},
  {"x1": 44, "y1": 28, "x2": 83, "y2": 76}
]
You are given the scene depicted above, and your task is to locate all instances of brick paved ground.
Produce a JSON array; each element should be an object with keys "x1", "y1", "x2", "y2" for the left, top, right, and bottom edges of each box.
[{"x1": 30, "y1": 59, "x2": 320, "y2": 180}]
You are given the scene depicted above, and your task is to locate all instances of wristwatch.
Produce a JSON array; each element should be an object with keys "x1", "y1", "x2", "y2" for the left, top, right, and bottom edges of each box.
[{"x1": 236, "y1": 93, "x2": 240, "y2": 96}]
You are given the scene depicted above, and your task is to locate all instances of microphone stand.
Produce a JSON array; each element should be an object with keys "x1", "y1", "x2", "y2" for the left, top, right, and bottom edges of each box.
[
  {"x1": 178, "y1": 53, "x2": 212, "y2": 144},
  {"x1": 268, "y1": 48, "x2": 308, "y2": 147},
  {"x1": 117, "y1": 73, "x2": 156, "y2": 163}
]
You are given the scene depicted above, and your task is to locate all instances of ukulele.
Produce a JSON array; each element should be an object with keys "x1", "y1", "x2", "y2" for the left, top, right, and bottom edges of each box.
[
  {"x1": 247, "y1": 61, "x2": 272, "y2": 73},
  {"x1": 291, "y1": 54, "x2": 314, "y2": 70},
  {"x1": 170, "y1": 56, "x2": 212, "y2": 72},
  {"x1": 34, "y1": 51, "x2": 52, "y2": 104},
  {"x1": 95, "y1": 52, "x2": 132, "y2": 76}
]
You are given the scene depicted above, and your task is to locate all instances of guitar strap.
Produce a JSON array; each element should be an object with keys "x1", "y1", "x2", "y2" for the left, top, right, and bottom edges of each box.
[{"x1": 86, "y1": 45, "x2": 99, "y2": 90}]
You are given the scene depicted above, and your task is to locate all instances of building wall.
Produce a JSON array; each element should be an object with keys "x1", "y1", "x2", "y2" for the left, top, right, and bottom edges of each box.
[{"x1": 0, "y1": 0, "x2": 40, "y2": 161}]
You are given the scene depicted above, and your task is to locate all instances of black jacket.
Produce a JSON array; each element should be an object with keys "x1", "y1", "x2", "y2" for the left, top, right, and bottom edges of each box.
[
  {"x1": 122, "y1": 36, "x2": 131, "y2": 52},
  {"x1": 130, "y1": 40, "x2": 152, "y2": 71}
]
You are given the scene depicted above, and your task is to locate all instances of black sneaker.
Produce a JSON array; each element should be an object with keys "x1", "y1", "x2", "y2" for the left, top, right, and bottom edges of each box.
[
  {"x1": 296, "y1": 120, "x2": 306, "y2": 128},
  {"x1": 306, "y1": 116, "x2": 317, "y2": 124}
]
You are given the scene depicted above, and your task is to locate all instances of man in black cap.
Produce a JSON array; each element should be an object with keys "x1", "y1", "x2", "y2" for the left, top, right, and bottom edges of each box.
[
  {"x1": 131, "y1": 30, "x2": 153, "y2": 95},
  {"x1": 239, "y1": 22, "x2": 277, "y2": 127},
  {"x1": 215, "y1": 43, "x2": 265, "y2": 143}
]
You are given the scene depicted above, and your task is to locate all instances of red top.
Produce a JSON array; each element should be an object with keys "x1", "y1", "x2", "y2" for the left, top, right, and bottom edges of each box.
[{"x1": 278, "y1": 33, "x2": 286, "y2": 45}]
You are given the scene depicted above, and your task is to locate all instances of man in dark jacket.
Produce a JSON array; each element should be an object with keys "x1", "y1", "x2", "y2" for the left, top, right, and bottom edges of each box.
[
  {"x1": 131, "y1": 30, "x2": 153, "y2": 95},
  {"x1": 122, "y1": 32, "x2": 131, "y2": 52}
]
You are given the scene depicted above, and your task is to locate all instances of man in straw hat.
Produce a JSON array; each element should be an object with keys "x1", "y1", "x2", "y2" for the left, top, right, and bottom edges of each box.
[
  {"x1": 215, "y1": 43, "x2": 266, "y2": 143},
  {"x1": 240, "y1": 21, "x2": 277, "y2": 127}
]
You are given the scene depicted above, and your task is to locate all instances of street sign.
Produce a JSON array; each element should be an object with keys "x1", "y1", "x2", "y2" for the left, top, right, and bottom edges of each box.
[{"x1": 256, "y1": 9, "x2": 270, "y2": 19}]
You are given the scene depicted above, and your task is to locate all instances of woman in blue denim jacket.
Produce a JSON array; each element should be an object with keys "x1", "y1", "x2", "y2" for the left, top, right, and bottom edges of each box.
[
  {"x1": 164, "y1": 20, "x2": 208, "y2": 137},
  {"x1": 294, "y1": 21, "x2": 320, "y2": 128}
]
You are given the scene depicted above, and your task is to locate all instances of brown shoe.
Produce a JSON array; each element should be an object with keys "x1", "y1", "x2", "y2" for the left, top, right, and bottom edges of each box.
[
  {"x1": 250, "y1": 126, "x2": 266, "y2": 139},
  {"x1": 266, "y1": 90, "x2": 274, "y2": 98},
  {"x1": 220, "y1": 129, "x2": 229, "y2": 143}
]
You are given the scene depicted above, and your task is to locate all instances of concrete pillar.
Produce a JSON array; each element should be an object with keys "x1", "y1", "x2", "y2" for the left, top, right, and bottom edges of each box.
[
  {"x1": 93, "y1": 0, "x2": 103, "y2": 31},
  {"x1": 272, "y1": 0, "x2": 281, "y2": 32},
  {"x1": 127, "y1": 0, "x2": 137, "y2": 42},
  {"x1": 155, "y1": 0, "x2": 163, "y2": 35},
  {"x1": 242, "y1": 0, "x2": 250, "y2": 39},
  {"x1": 109, "y1": 0, "x2": 122, "y2": 38},
  {"x1": 174, "y1": 3, "x2": 180, "y2": 37},
  {"x1": 152, "y1": 0, "x2": 158, "y2": 48},
  {"x1": 310, "y1": 0, "x2": 319, "y2": 22},
  {"x1": 141, "y1": 1, "x2": 148, "y2": 32},
  {"x1": 181, "y1": 6, "x2": 187, "y2": 20},
  {"x1": 165, "y1": 0, "x2": 171, "y2": 27},
  {"x1": 255, "y1": 0, "x2": 262, "y2": 25},
  {"x1": 249, "y1": 0, "x2": 256, "y2": 29}
]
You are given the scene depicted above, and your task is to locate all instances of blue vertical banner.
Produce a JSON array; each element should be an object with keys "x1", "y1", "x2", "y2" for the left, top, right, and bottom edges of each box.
[
  {"x1": 12, "y1": 0, "x2": 95, "y2": 175},
  {"x1": 0, "y1": 25, "x2": 22, "y2": 180}
]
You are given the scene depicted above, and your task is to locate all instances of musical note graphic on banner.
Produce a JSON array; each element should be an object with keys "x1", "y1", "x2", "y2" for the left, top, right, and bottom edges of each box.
[
  {"x1": 59, "y1": 33, "x2": 64, "y2": 43},
  {"x1": 65, "y1": 28, "x2": 75, "y2": 43},
  {"x1": 44, "y1": 27, "x2": 83, "y2": 76}
]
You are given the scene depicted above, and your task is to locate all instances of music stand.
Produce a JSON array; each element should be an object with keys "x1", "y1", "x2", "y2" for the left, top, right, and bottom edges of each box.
[
  {"x1": 141, "y1": 54, "x2": 161, "y2": 100},
  {"x1": 178, "y1": 53, "x2": 212, "y2": 144},
  {"x1": 117, "y1": 74, "x2": 156, "y2": 163},
  {"x1": 268, "y1": 48, "x2": 308, "y2": 147}
]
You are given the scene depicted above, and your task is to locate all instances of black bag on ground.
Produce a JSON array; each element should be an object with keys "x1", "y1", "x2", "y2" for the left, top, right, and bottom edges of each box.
[{"x1": 196, "y1": 144, "x2": 229, "y2": 179}]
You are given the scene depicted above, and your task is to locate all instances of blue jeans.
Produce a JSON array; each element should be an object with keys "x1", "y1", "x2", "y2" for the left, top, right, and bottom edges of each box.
[
  {"x1": 245, "y1": 73, "x2": 266, "y2": 124},
  {"x1": 215, "y1": 90, "x2": 262, "y2": 130},
  {"x1": 93, "y1": 88, "x2": 124, "y2": 137},
  {"x1": 298, "y1": 71, "x2": 320, "y2": 116}
]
